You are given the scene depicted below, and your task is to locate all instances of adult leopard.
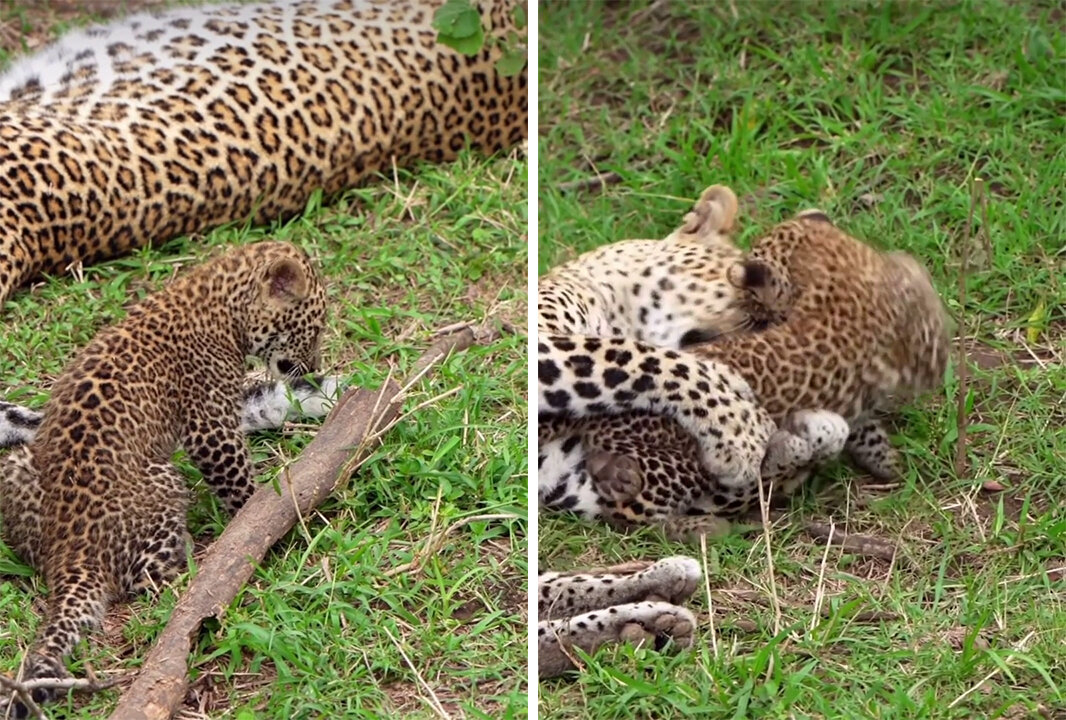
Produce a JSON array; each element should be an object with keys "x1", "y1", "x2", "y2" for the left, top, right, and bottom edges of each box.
[{"x1": 0, "y1": 0, "x2": 527, "y2": 306}]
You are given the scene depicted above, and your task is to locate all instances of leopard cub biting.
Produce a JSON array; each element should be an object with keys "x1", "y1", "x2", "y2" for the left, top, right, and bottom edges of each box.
[
  {"x1": 0, "y1": 241, "x2": 326, "y2": 717},
  {"x1": 538, "y1": 185, "x2": 850, "y2": 539}
]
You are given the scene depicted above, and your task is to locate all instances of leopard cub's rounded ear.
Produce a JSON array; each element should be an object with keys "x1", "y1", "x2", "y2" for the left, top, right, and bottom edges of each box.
[
  {"x1": 727, "y1": 259, "x2": 769, "y2": 289},
  {"x1": 699, "y1": 184, "x2": 739, "y2": 233},
  {"x1": 795, "y1": 209, "x2": 832, "y2": 224},
  {"x1": 264, "y1": 257, "x2": 309, "y2": 303}
]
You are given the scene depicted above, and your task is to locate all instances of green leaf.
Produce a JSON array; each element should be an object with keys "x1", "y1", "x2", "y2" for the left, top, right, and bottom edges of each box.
[
  {"x1": 1026, "y1": 299, "x2": 1046, "y2": 344},
  {"x1": 496, "y1": 47, "x2": 526, "y2": 77},
  {"x1": 512, "y1": 4, "x2": 527, "y2": 29},
  {"x1": 437, "y1": 23, "x2": 485, "y2": 56},
  {"x1": 433, "y1": 0, "x2": 485, "y2": 56}
]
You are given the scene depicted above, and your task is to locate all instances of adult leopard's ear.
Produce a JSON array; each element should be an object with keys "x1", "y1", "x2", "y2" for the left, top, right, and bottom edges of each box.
[
  {"x1": 795, "y1": 208, "x2": 833, "y2": 225},
  {"x1": 264, "y1": 257, "x2": 309, "y2": 304},
  {"x1": 677, "y1": 184, "x2": 739, "y2": 240}
]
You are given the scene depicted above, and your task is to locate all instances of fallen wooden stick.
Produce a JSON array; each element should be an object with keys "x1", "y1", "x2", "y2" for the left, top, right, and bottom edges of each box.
[
  {"x1": 804, "y1": 522, "x2": 898, "y2": 562},
  {"x1": 557, "y1": 171, "x2": 623, "y2": 195},
  {"x1": 108, "y1": 328, "x2": 483, "y2": 720}
]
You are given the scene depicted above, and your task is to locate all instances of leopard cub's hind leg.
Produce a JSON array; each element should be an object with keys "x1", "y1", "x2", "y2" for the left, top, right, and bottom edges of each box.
[{"x1": 119, "y1": 461, "x2": 191, "y2": 596}]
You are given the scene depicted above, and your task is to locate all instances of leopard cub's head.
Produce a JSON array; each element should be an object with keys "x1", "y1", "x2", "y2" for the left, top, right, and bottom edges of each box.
[
  {"x1": 242, "y1": 242, "x2": 328, "y2": 380},
  {"x1": 725, "y1": 208, "x2": 833, "y2": 330}
]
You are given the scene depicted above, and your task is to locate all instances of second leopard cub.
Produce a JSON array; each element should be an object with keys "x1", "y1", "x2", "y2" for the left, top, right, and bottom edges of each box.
[{"x1": 0, "y1": 241, "x2": 326, "y2": 717}]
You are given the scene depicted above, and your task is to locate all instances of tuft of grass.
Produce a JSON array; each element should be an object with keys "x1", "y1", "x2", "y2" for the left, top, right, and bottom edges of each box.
[
  {"x1": 0, "y1": 6, "x2": 528, "y2": 719},
  {"x1": 539, "y1": 1, "x2": 1065, "y2": 718}
]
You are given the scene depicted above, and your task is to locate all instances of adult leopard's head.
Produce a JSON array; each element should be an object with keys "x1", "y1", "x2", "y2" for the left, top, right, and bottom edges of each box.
[{"x1": 539, "y1": 184, "x2": 767, "y2": 349}]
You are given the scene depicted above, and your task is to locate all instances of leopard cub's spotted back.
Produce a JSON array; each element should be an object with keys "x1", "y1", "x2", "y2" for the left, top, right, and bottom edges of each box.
[{"x1": 0, "y1": 241, "x2": 326, "y2": 717}]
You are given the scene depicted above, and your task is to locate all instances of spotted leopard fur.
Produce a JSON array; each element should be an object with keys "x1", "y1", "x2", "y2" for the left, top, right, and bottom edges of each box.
[
  {"x1": 0, "y1": 0, "x2": 527, "y2": 306},
  {"x1": 537, "y1": 186, "x2": 850, "y2": 539},
  {"x1": 0, "y1": 241, "x2": 326, "y2": 717},
  {"x1": 548, "y1": 208, "x2": 951, "y2": 539},
  {"x1": 538, "y1": 556, "x2": 702, "y2": 679}
]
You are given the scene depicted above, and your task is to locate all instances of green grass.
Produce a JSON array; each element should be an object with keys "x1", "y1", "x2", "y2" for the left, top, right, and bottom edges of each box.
[
  {"x1": 0, "y1": 7, "x2": 528, "y2": 719},
  {"x1": 539, "y1": 1, "x2": 1065, "y2": 718}
]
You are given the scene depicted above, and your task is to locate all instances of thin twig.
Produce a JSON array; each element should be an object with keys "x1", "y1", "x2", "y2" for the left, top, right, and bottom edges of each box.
[
  {"x1": 381, "y1": 626, "x2": 452, "y2": 720},
  {"x1": 810, "y1": 520, "x2": 835, "y2": 633},
  {"x1": 756, "y1": 474, "x2": 781, "y2": 680},
  {"x1": 954, "y1": 177, "x2": 980, "y2": 479},
  {"x1": 1, "y1": 673, "x2": 122, "y2": 720},
  {"x1": 699, "y1": 533, "x2": 719, "y2": 660},
  {"x1": 0, "y1": 675, "x2": 121, "y2": 694}
]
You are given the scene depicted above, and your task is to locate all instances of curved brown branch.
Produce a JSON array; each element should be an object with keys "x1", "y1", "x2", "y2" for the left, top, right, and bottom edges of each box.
[{"x1": 108, "y1": 328, "x2": 483, "y2": 720}]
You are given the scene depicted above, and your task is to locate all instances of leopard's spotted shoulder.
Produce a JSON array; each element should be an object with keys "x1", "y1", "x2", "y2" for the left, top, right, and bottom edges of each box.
[{"x1": 0, "y1": 0, "x2": 527, "y2": 305}]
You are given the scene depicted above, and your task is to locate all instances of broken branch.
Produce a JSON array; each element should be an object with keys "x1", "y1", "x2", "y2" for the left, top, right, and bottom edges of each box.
[
  {"x1": 107, "y1": 328, "x2": 483, "y2": 720},
  {"x1": 804, "y1": 522, "x2": 898, "y2": 562}
]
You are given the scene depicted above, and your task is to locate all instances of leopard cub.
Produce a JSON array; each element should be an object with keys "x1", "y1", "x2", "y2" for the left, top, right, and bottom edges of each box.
[{"x1": 0, "y1": 241, "x2": 326, "y2": 717}]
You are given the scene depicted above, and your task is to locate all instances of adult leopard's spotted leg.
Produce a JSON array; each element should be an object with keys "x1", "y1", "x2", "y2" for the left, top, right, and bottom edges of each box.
[
  {"x1": 0, "y1": 374, "x2": 345, "y2": 450},
  {"x1": 538, "y1": 557, "x2": 701, "y2": 679},
  {"x1": 538, "y1": 335, "x2": 772, "y2": 497}
]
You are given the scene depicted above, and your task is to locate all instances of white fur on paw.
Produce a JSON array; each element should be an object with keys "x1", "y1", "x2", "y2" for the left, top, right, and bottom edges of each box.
[
  {"x1": 763, "y1": 429, "x2": 813, "y2": 473},
  {"x1": 640, "y1": 556, "x2": 701, "y2": 603},
  {"x1": 292, "y1": 376, "x2": 345, "y2": 418},
  {"x1": 787, "y1": 409, "x2": 850, "y2": 462},
  {"x1": 613, "y1": 601, "x2": 697, "y2": 649}
]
